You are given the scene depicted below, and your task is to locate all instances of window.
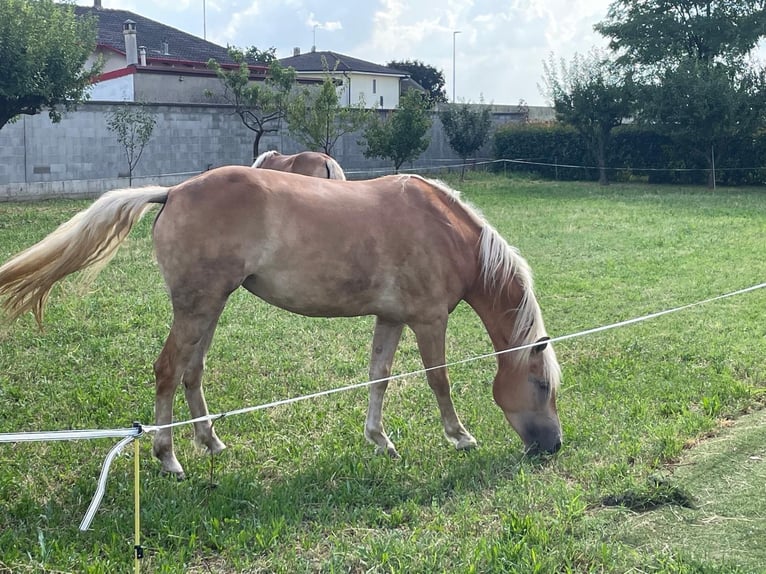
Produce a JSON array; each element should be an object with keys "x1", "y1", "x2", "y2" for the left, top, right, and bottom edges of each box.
[
  {"x1": 372, "y1": 79, "x2": 377, "y2": 94},
  {"x1": 380, "y1": 95, "x2": 384, "y2": 107}
]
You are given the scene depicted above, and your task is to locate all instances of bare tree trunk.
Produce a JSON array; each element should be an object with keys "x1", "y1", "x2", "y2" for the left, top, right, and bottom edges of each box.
[
  {"x1": 597, "y1": 134, "x2": 609, "y2": 186},
  {"x1": 252, "y1": 131, "x2": 263, "y2": 163}
]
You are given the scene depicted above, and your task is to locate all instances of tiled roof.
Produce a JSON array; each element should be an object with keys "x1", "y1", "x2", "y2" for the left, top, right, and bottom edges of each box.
[
  {"x1": 74, "y1": 6, "x2": 240, "y2": 65},
  {"x1": 278, "y1": 51, "x2": 408, "y2": 76}
]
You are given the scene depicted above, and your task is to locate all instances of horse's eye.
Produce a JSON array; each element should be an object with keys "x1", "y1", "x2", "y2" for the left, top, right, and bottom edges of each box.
[{"x1": 533, "y1": 377, "x2": 550, "y2": 393}]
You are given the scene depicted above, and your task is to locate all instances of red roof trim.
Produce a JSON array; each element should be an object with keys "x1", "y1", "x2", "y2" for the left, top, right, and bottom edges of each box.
[
  {"x1": 96, "y1": 43, "x2": 268, "y2": 73},
  {"x1": 95, "y1": 67, "x2": 136, "y2": 82}
]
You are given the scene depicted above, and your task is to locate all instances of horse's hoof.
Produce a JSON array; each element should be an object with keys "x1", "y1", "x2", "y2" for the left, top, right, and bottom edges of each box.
[
  {"x1": 193, "y1": 435, "x2": 227, "y2": 456},
  {"x1": 374, "y1": 445, "x2": 400, "y2": 459},
  {"x1": 207, "y1": 440, "x2": 227, "y2": 456},
  {"x1": 455, "y1": 436, "x2": 478, "y2": 451},
  {"x1": 161, "y1": 468, "x2": 186, "y2": 481},
  {"x1": 157, "y1": 456, "x2": 186, "y2": 480}
]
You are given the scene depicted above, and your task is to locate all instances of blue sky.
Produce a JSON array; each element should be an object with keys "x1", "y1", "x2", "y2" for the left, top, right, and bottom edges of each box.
[{"x1": 77, "y1": 0, "x2": 764, "y2": 107}]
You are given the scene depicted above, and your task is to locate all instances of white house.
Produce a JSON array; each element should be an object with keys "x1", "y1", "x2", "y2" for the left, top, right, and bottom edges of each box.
[{"x1": 278, "y1": 49, "x2": 411, "y2": 110}]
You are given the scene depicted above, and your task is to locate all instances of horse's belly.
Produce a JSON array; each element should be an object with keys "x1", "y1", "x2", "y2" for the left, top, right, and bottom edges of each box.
[{"x1": 241, "y1": 272, "x2": 402, "y2": 319}]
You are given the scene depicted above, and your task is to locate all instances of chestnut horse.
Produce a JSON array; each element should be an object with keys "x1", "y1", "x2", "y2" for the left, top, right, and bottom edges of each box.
[
  {"x1": 0, "y1": 167, "x2": 561, "y2": 479},
  {"x1": 252, "y1": 150, "x2": 346, "y2": 180}
]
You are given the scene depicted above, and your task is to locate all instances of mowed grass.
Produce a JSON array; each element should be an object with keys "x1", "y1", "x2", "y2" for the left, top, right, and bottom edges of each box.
[{"x1": 0, "y1": 175, "x2": 765, "y2": 573}]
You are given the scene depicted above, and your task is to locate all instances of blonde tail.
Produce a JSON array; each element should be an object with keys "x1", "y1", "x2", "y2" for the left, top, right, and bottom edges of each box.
[{"x1": 0, "y1": 185, "x2": 169, "y2": 326}]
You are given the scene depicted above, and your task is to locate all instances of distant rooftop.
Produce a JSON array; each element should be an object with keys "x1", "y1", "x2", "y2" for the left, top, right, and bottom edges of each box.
[
  {"x1": 278, "y1": 50, "x2": 408, "y2": 76},
  {"x1": 74, "y1": 4, "x2": 246, "y2": 66}
]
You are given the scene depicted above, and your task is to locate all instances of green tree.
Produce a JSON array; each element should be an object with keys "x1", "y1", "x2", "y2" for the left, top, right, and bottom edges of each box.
[
  {"x1": 639, "y1": 60, "x2": 766, "y2": 187},
  {"x1": 106, "y1": 103, "x2": 156, "y2": 186},
  {"x1": 287, "y1": 73, "x2": 372, "y2": 154},
  {"x1": 439, "y1": 101, "x2": 492, "y2": 179},
  {"x1": 244, "y1": 46, "x2": 277, "y2": 64},
  {"x1": 0, "y1": 0, "x2": 101, "y2": 132},
  {"x1": 595, "y1": 0, "x2": 766, "y2": 187},
  {"x1": 595, "y1": 0, "x2": 766, "y2": 71},
  {"x1": 387, "y1": 59, "x2": 447, "y2": 105},
  {"x1": 360, "y1": 90, "x2": 432, "y2": 173},
  {"x1": 541, "y1": 50, "x2": 632, "y2": 185},
  {"x1": 207, "y1": 47, "x2": 296, "y2": 160}
]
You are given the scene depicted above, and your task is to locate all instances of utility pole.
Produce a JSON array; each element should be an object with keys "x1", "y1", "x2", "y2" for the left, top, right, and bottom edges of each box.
[{"x1": 452, "y1": 30, "x2": 461, "y2": 102}]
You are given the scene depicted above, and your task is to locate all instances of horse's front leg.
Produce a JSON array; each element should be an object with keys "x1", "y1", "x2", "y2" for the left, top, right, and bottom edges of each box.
[
  {"x1": 364, "y1": 318, "x2": 404, "y2": 457},
  {"x1": 411, "y1": 318, "x2": 477, "y2": 450}
]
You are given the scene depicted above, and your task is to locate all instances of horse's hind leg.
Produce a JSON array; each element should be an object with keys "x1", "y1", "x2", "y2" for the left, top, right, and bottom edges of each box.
[
  {"x1": 183, "y1": 321, "x2": 226, "y2": 456},
  {"x1": 410, "y1": 318, "x2": 478, "y2": 450},
  {"x1": 152, "y1": 289, "x2": 230, "y2": 479},
  {"x1": 364, "y1": 317, "x2": 403, "y2": 457}
]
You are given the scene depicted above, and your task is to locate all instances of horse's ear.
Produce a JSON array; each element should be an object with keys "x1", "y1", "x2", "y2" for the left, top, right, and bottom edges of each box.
[{"x1": 532, "y1": 336, "x2": 551, "y2": 354}]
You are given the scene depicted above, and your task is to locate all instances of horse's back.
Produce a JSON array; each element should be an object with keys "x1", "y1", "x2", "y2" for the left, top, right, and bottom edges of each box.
[
  {"x1": 253, "y1": 150, "x2": 345, "y2": 179},
  {"x1": 154, "y1": 167, "x2": 479, "y2": 319}
]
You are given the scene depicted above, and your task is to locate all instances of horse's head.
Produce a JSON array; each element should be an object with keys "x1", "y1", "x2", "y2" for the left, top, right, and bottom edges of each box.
[{"x1": 492, "y1": 336, "x2": 562, "y2": 455}]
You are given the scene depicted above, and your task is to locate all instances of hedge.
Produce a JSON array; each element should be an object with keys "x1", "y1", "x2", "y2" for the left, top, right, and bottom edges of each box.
[{"x1": 493, "y1": 123, "x2": 766, "y2": 186}]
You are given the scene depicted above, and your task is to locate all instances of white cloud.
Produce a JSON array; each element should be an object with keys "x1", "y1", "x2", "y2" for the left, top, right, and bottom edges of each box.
[{"x1": 306, "y1": 13, "x2": 343, "y2": 32}]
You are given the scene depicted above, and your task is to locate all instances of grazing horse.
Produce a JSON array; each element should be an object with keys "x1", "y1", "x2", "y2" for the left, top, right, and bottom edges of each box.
[
  {"x1": 252, "y1": 150, "x2": 346, "y2": 180},
  {"x1": 0, "y1": 167, "x2": 562, "y2": 479}
]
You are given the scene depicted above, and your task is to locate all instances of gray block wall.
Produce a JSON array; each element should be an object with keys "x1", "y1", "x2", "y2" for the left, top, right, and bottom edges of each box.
[{"x1": 0, "y1": 102, "x2": 533, "y2": 200}]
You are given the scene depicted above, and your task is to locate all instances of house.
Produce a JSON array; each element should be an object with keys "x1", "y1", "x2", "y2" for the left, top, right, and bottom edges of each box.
[
  {"x1": 278, "y1": 49, "x2": 411, "y2": 109},
  {"x1": 74, "y1": 0, "x2": 268, "y2": 104}
]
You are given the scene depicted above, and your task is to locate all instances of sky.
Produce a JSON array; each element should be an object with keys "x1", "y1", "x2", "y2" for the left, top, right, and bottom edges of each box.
[{"x1": 76, "y1": 0, "x2": 620, "y2": 106}]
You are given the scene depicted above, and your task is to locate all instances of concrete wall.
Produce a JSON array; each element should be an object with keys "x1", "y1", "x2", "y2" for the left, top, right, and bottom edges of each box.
[
  {"x1": 0, "y1": 103, "x2": 253, "y2": 195},
  {"x1": 134, "y1": 72, "x2": 230, "y2": 105},
  {"x1": 0, "y1": 101, "x2": 540, "y2": 199}
]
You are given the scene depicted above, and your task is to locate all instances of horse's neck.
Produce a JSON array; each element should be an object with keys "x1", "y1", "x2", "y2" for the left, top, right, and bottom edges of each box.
[{"x1": 465, "y1": 281, "x2": 528, "y2": 364}]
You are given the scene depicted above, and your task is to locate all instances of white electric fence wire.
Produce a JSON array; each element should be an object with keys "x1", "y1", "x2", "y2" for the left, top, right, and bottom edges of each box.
[
  {"x1": 79, "y1": 434, "x2": 137, "y2": 531},
  {"x1": 143, "y1": 281, "x2": 766, "y2": 434},
  {"x1": 0, "y1": 281, "x2": 764, "y2": 530},
  {"x1": 345, "y1": 158, "x2": 766, "y2": 177},
  {"x1": 0, "y1": 428, "x2": 139, "y2": 443}
]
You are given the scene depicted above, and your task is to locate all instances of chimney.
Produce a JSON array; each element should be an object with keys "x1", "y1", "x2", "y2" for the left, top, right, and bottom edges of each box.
[
  {"x1": 139, "y1": 46, "x2": 147, "y2": 66},
  {"x1": 162, "y1": 39, "x2": 169, "y2": 56},
  {"x1": 311, "y1": 45, "x2": 316, "y2": 53},
  {"x1": 122, "y1": 20, "x2": 138, "y2": 66},
  {"x1": 94, "y1": 0, "x2": 102, "y2": 9},
  {"x1": 293, "y1": 47, "x2": 301, "y2": 56}
]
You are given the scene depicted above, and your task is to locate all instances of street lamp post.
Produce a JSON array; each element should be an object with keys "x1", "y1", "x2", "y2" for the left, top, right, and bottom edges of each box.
[{"x1": 452, "y1": 30, "x2": 461, "y2": 102}]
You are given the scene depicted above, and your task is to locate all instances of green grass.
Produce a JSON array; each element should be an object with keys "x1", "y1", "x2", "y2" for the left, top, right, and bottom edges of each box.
[{"x1": 1, "y1": 175, "x2": 765, "y2": 573}]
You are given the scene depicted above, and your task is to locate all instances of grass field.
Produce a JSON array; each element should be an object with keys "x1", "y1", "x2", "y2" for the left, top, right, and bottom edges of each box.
[{"x1": 0, "y1": 175, "x2": 765, "y2": 573}]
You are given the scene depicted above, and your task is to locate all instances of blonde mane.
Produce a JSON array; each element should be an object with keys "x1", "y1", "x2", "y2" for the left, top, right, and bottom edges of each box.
[{"x1": 409, "y1": 176, "x2": 560, "y2": 388}]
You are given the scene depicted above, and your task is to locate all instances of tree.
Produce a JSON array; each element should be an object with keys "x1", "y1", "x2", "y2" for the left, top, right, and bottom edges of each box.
[
  {"x1": 0, "y1": 0, "x2": 101, "y2": 132},
  {"x1": 541, "y1": 50, "x2": 632, "y2": 185},
  {"x1": 207, "y1": 47, "x2": 296, "y2": 160},
  {"x1": 387, "y1": 60, "x2": 447, "y2": 106},
  {"x1": 243, "y1": 46, "x2": 277, "y2": 64},
  {"x1": 287, "y1": 73, "x2": 372, "y2": 155},
  {"x1": 107, "y1": 103, "x2": 156, "y2": 186},
  {"x1": 360, "y1": 90, "x2": 432, "y2": 172},
  {"x1": 595, "y1": 0, "x2": 766, "y2": 71},
  {"x1": 638, "y1": 60, "x2": 766, "y2": 187},
  {"x1": 439, "y1": 102, "x2": 492, "y2": 179},
  {"x1": 595, "y1": 0, "x2": 766, "y2": 187}
]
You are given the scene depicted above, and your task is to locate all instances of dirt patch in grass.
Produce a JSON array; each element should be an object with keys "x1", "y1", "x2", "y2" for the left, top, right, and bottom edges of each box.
[{"x1": 617, "y1": 407, "x2": 766, "y2": 570}]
